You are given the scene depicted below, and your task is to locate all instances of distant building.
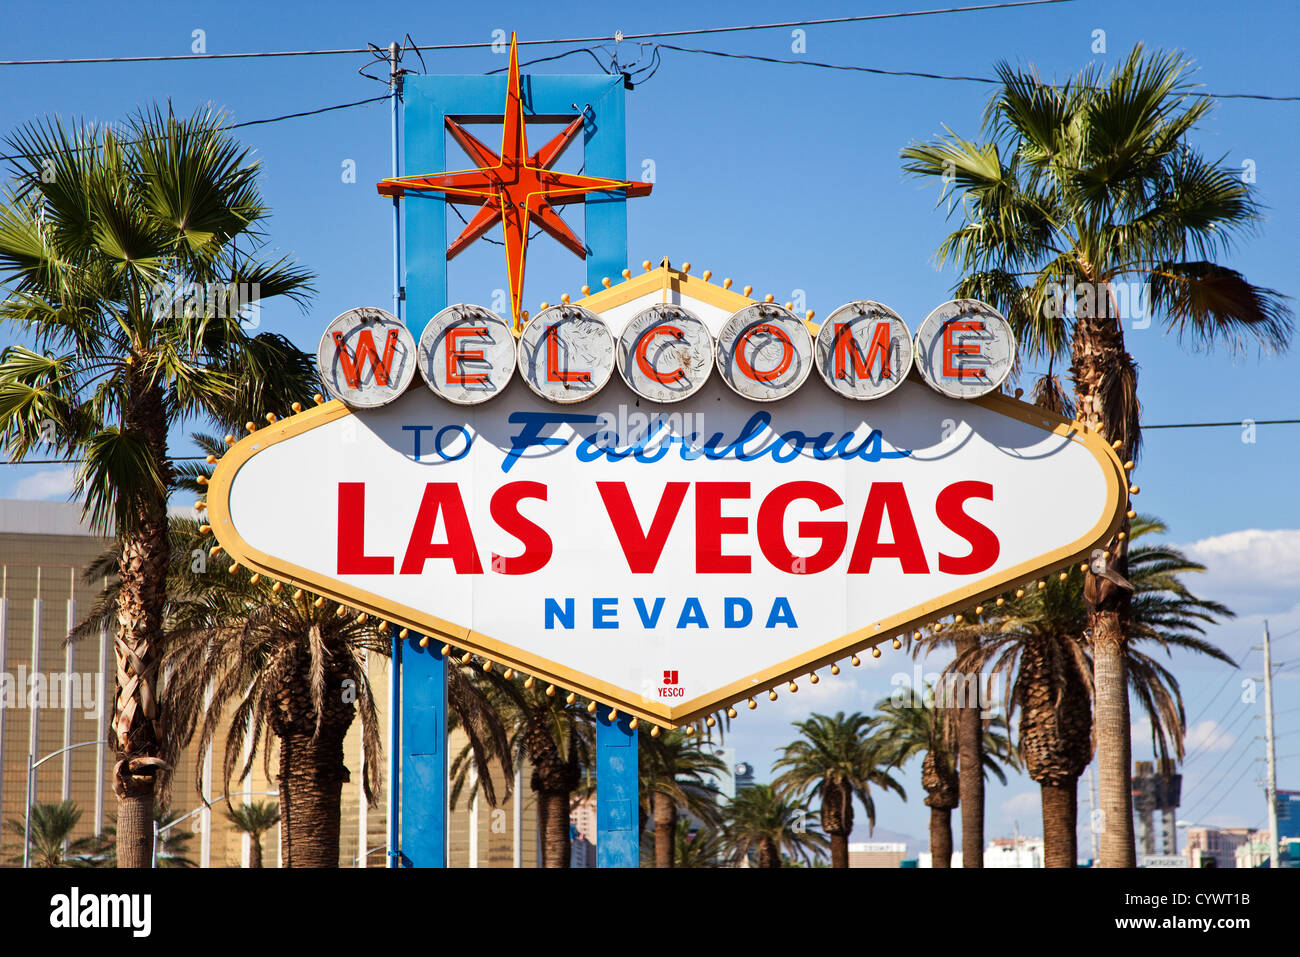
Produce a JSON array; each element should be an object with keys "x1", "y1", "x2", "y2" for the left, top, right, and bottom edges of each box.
[
  {"x1": 733, "y1": 761, "x2": 756, "y2": 791},
  {"x1": 1185, "y1": 827, "x2": 1253, "y2": 868},
  {"x1": 848, "y1": 841, "x2": 907, "y2": 868},
  {"x1": 918, "y1": 836, "x2": 1044, "y2": 867}
]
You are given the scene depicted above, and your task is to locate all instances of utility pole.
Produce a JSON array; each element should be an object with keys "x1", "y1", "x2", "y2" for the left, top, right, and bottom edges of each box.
[
  {"x1": 385, "y1": 37, "x2": 403, "y2": 870},
  {"x1": 1262, "y1": 620, "x2": 1280, "y2": 869}
]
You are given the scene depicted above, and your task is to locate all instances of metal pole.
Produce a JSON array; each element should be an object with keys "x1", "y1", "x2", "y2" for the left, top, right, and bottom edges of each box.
[
  {"x1": 512, "y1": 763, "x2": 522, "y2": 868},
  {"x1": 22, "y1": 751, "x2": 33, "y2": 868},
  {"x1": 1263, "y1": 620, "x2": 1280, "y2": 869},
  {"x1": 0, "y1": 594, "x2": 8, "y2": 830},
  {"x1": 24, "y1": 572, "x2": 42, "y2": 869},
  {"x1": 94, "y1": 616, "x2": 108, "y2": 835},
  {"x1": 385, "y1": 37, "x2": 403, "y2": 871},
  {"x1": 61, "y1": 575, "x2": 74, "y2": 804}
]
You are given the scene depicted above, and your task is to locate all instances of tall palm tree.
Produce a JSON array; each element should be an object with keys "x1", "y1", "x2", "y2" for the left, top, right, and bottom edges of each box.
[
  {"x1": 941, "y1": 516, "x2": 1233, "y2": 867},
  {"x1": 873, "y1": 690, "x2": 1013, "y2": 867},
  {"x1": 902, "y1": 45, "x2": 1289, "y2": 865},
  {"x1": 638, "y1": 729, "x2": 726, "y2": 868},
  {"x1": 0, "y1": 106, "x2": 314, "y2": 865},
  {"x1": 5, "y1": 801, "x2": 105, "y2": 867},
  {"x1": 227, "y1": 800, "x2": 281, "y2": 868},
  {"x1": 772, "y1": 712, "x2": 905, "y2": 868},
  {"x1": 720, "y1": 783, "x2": 828, "y2": 868}
]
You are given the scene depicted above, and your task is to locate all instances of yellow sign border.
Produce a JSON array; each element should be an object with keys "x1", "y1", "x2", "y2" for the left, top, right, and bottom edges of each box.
[{"x1": 207, "y1": 272, "x2": 1128, "y2": 727}]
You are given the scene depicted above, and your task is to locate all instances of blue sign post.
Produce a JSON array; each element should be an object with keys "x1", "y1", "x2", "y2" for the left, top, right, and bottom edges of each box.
[{"x1": 394, "y1": 66, "x2": 639, "y2": 868}]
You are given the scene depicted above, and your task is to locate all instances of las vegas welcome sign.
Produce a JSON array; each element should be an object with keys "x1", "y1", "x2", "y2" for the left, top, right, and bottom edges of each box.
[{"x1": 205, "y1": 266, "x2": 1128, "y2": 727}]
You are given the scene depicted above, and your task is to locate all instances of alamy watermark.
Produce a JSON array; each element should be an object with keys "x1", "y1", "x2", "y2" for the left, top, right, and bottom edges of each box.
[
  {"x1": 890, "y1": 666, "x2": 1002, "y2": 718},
  {"x1": 0, "y1": 668, "x2": 103, "y2": 718},
  {"x1": 1043, "y1": 275, "x2": 1150, "y2": 329},
  {"x1": 149, "y1": 280, "x2": 261, "y2": 328}
]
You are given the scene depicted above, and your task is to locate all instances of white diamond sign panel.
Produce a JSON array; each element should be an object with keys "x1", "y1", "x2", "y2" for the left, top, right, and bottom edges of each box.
[{"x1": 207, "y1": 272, "x2": 1127, "y2": 726}]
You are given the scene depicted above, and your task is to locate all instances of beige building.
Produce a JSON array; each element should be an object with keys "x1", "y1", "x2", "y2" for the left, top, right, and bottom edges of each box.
[{"x1": 1, "y1": 498, "x2": 538, "y2": 867}]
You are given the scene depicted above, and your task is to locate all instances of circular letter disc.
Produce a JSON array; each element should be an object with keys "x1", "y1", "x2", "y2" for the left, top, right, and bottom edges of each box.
[
  {"x1": 715, "y1": 303, "x2": 814, "y2": 402},
  {"x1": 417, "y1": 304, "x2": 517, "y2": 405},
  {"x1": 814, "y1": 301, "x2": 914, "y2": 400},
  {"x1": 913, "y1": 299, "x2": 1016, "y2": 399},
  {"x1": 317, "y1": 307, "x2": 417, "y2": 409},
  {"x1": 517, "y1": 304, "x2": 615, "y2": 404},
  {"x1": 616, "y1": 304, "x2": 714, "y2": 404}
]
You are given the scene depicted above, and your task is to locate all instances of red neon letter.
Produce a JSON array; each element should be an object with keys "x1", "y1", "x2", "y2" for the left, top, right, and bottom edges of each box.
[
  {"x1": 598, "y1": 482, "x2": 689, "y2": 573},
  {"x1": 545, "y1": 325, "x2": 591, "y2": 383},
  {"x1": 757, "y1": 481, "x2": 846, "y2": 574},
  {"x1": 834, "y1": 321, "x2": 892, "y2": 380},
  {"x1": 735, "y1": 324, "x2": 793, "y2": 383},
  {"x1": 847, "y1": 482, "x2": 930, "y2": 574},
  {"x1": 942, "y1": 320, "x2": 985, "y2": 378},
  {"x1": 446, "y1": 326, "x2": 489, "y2": 385},
  {"x1": 636, "y1": 325, "x2": 686, "y2": 384},
  {"x1": 400, "y1": 483, "x2": 483, "y2": 574},
  {"x1": 337, "y1": 483, "x2": 394, "y2": 574},
  {"x1": 696, "y1": 482, "x2": 751, "y2": 573},
  {"x1": 333, "y1": 328, "x2": 401, "y2": 389},
  {"x1": 936, "y1": 481, "x2": 999, "y2": 574}
]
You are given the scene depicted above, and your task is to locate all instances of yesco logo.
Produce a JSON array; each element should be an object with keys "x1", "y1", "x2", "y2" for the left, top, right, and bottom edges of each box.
[
  {"x1": 49, "y1": 887, "x2": 151, "y2": 937},
  {"x1": 316, "y1": 299, "x2": 1015, "y2": 410}
]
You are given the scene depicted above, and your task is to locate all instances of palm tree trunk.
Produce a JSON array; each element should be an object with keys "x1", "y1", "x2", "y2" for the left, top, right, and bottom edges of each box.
[
  {"x1": 1093, "y1": 613, "x2": 1136, "y2": 867},
  {"x1": 540, "y1": 790, "x2": 571, "y2": 867},
  {"x1": 113, "y1": 375, "x2": 171, "y2": 868},
  {"x1": 1041, "y1": 780, "x2": 1078, "y2": 867},
  {"x1": 929, "y1": 807, "x2": 953, "y2": 867},
  {"x1": 653, "y1": 792, "x2": 676, "y2": 868},
  {"x1": 277, "y1": 728, "x2": 348, "y2": 867},
  {"x1": 955, "y1": 633, "x2": 984, "y2": 867},
  {"x1": 829, "y1": 833, "x2": 850, "y2": 868},
  {"x1": 757, "y1": 838, "x2": 780, "y2": 868},
  {"x1": 1072, "y1": 276, "x2": 1138, "y2": 869},
  {"x1": 250, "y1": 837, "x2": 264, "y2": 869}
]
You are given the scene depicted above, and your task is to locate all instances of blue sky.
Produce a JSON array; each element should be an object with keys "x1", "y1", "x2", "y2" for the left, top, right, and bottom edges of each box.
[{"x1": 1, "y1": 0, "x2": 1298, "y2": 857}]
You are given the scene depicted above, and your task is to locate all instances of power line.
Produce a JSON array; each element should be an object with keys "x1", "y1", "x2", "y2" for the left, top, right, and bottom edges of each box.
[
  {"x1": 656, "y1": 45, "x2": 1300, "y2": 102},
  {"x1": 1190, "y1": 756, "x2": 1261, "y2": 823},
  {"x1": 0, "y1": 3, "x2": 1077, "y2": 66},
  {"x1": 1144, "y1": 419, "x2": 1300, "y2": 430},
  {"x1": 0, "y1": 94, "x2": 390, "y2": 163}
]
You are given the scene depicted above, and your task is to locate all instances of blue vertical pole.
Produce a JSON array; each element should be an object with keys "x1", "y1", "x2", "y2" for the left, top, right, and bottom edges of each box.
[
  {"x1": 596, "y1": 711, "x2": 638, "y2": 868},
  {"x1": 386, "y1": 40, "x2": 404, "y2": 869},
  {"x1": 402, "y1": 637, "x2": 447, "y2": 867}
]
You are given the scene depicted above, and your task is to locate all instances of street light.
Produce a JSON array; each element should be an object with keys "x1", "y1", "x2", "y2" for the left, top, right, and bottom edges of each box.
[
  {"x1": 23, "y1": 740, "x2": 102, "y2": 869},
  {"x1": 153, "y1": 790, "x2": 280, "y2": 868}
]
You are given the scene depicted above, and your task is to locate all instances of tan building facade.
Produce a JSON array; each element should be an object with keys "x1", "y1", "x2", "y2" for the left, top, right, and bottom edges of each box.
[{"x1": 1, "y1": 499, "x2": 538, "y2": 867}]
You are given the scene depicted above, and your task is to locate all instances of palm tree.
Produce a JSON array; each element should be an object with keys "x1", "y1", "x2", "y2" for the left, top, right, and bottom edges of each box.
[
  {"x1": 227, "y1": 800, "x2": 281, "y2": 868},
  {"x1": 639, "y1": 729, "x2": 726, "y2": 867},
  {"x1": 5, "y1": 801, "x2": 105, "y2": 867},
  {"x1": 90, "y1": 805, "x2": 198, "y2": 867},
  {"x1": 720, "y1": 783, "x2": 828, "y2": 868},
  {"x1": 873, "y1": 690, "x2": 1013, "y2": 867},
  {"x1": 939, "y1": 516, "x2": 1233, "y2": 866},
  {"x1": 773, "y1": 711, "x2": 906, "y2": 867},
  {"x1": 652, "y1": 818, "x2": 729, "y2": 869},
  {"x1": 453, "y1": 673, "x2": 595, "y2": 867},
  {"x1": 902, "y1": 45, "x2": 1289, "y2": 866},
  {"x1": 0, "y1": 106, "x2": 314, "y2": 865}
]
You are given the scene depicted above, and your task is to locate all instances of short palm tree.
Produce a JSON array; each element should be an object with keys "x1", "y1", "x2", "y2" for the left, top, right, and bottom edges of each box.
[
  {"x1": 720, "y1": 784, "x2": 828, "y2": 868},
  {"x1": 873, "y1": 690, "x2": 1013, "y2": 867},
  {"x1": 639, "y1": 729, "x2": 726, "y2": 867},
  {"x1": 657, "y1": 818, "x2": 729, "y2": 869},
  {"x1": 5, "y1": 801, "x2": 105, "y2": 867},
  {"x1": 227, "y1": 800, "x2": 281, "y2": 868},
  {"x1": 902, "y1": 43, "x2": 1289, "y2": 866},
  {"x1": 941, "y1": 516, "x2": 1233, "y2": 867},
  {"x1": 0, "y1": 106, "x2": 314, "y2": 865},
  {"x1": 453, "y1": 673, "x2": 595, "y2": 868},
  {"x1": 773, "y1": 711, "x2": 904, "y2": 868}
]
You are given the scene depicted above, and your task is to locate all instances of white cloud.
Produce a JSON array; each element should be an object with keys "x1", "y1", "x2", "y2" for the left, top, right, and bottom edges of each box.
[
  {"x1": 1184, "y1": 719, "x2": 1234, "y2": 753},
  {"x1": 11, "y1": 466, "x2": 75, "y2": 501},
  {"x1": 1179, "y1": 528, "x2": 1300, "y2": 614}
]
